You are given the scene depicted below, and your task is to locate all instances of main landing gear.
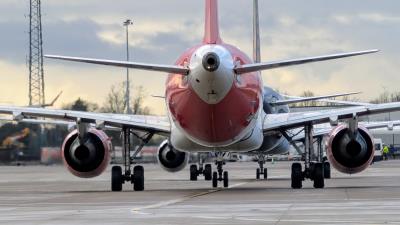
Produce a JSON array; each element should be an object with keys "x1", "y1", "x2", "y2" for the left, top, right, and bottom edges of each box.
[
  {"x1": 256, "y1": 153, "x2": 268, "y2": 180},
  {"x1": 190, "y1": 164, "x2": 213, "y2": 181},
  {"x1": 285, "y1": 124, "x2": 331, "y2": 189},
  {"x1": 111, "y1": 128, "x2": 153, "y2": 192},
  {"x1": 190, "y1": 153, "x2": 212, "y2": 181}
]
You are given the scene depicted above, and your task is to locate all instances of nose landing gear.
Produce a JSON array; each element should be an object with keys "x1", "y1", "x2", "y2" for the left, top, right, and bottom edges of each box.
[
  {"x1": 211, "y1": 152, "x2": 229, "y2": 188},
  {"x1": 256, "y1": 154, "x2": 268, "y2": 180}
]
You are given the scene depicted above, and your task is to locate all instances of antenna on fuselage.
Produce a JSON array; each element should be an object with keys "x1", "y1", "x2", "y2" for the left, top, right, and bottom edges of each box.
[{"x1": 253, "y1": 0, "x2": 261, "y2": 63}]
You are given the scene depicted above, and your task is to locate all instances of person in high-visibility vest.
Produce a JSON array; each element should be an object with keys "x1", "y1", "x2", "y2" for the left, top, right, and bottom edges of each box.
[{"x1": 383, "y1": 145, "x2": 390, "y2": 160}]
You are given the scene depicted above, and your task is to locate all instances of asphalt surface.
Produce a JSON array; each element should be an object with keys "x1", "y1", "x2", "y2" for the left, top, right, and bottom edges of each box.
[{"x1": 0, "y1": 160, "x2": 400, "y2": 225}]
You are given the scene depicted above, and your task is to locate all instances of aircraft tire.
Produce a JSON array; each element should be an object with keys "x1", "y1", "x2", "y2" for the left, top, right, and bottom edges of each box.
[
  {"x1": 223, "y1": 171, "x2": 229, "y2": 188},
  {"x1": 291, "y1": 163, "x2": 302, "y2": 189},
  {"x1": 212, "y1": 172, "x2": 218, "y2": 188},
  {"x1": 313, "y1": 163, "x2": 324, "y2": 189},
  {"x1": 204, "y1": 164, "x2": 212, "y2": 180},
  {"x1": 190, "y1": 165, "x2": 198, "y2": 181},
  {"x1": 111, "y1": 166, "x2": 123, "y2": 192},
  {"x1": 133, "y1": 166, "x2": 144, "y2": 191},
  {"x1": 263, "y1": 168, "x2": 268, "y2": 180}
]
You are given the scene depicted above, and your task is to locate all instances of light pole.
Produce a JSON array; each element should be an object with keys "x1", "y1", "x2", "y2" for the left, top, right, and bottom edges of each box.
[{"x1": 123, "y1": 19, "x2": 133, "y2": 114}]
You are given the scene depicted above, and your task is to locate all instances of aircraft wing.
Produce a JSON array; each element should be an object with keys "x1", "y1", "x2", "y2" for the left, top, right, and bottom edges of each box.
[
  {"x1": 281, "y1": 94, "x2": 373, "y2": 106},
  {"x1": 0, "y1": 106, "x2": 170, "y2": 135},
  {"x1": 263, "y1": 102, "x2": 400, "y2": 133},
  {"x1": 271, "y1": 92, "x2": 360, "y2": 106},
  {"x1": 289, "y1": 120, "x2": 400, "y2": 142}
]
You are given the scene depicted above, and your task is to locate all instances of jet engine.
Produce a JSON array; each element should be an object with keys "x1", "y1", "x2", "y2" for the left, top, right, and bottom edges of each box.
[
  {"x1": 326, "y1": 125, "x2": 374, "y2": 174},
  {"x1": 157, "y1": 140, "x2": 188, "y2": 172},
  {"x1": 62, "y1": 129, "x2": 111, "y2": 178}
]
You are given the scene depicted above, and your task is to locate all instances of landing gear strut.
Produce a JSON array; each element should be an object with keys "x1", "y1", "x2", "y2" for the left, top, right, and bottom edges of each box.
[
  {"x1": 111, "y1": 127, "x2": 153, "y2": 192},
  {"x1": 256, "y1": 153, "x2": 267, "y2": 180},
  {"x1": 212, "y1": 153, "x2": 229, "y2": 188},
  {"x1": 284, "y1": 124, "x2": 328, "y2": 189},
  {"x1": 190, "y1": 153, "x2": 212, "y2": 181}
]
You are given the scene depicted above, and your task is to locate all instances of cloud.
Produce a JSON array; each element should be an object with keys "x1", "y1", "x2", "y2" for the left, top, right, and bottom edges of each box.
[{"x1": 333, "y1": 13, "x2": 400, "y2": 25}]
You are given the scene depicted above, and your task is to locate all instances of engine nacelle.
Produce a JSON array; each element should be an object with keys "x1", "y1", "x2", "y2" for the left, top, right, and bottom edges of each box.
[
  {"x1": 326, "y1": 125, "x2": 374, "y2": 174},
  {"x1": 157, "y1": 140, "x2": 188, "y2": 172},
  {"x1": 62, "y1": 129, "x2": 111, "y2": 178}
]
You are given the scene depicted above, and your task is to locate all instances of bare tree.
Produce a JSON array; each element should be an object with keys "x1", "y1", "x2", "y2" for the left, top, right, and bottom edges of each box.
[
  {"x1": 132, "y1": 85, "x2": 151, "y2": 115},
  {"x1": 62, "y1": 98, "x2": 99, "y2": 112},
  {"x1": 371, "y1": 88, "x2": 390, "y2": 104},
  {"x1": 390, "y1": 92, "x2": 400, "y2": 102},
  {"x1": 101, "y1": 82, "x2": 151, "y2": 115},
  {"x1": 102, "y1": 83, "x2": 126, "y2": 114},
  {"x1": 298, "y1": 90, "x2": 316, "y2": 107}
]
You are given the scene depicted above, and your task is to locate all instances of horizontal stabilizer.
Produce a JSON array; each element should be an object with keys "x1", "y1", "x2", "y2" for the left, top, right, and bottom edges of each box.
[
  {"x1": 272, "y1": 92, "x2": 361, "y2": 106},
  {"x1": 45, "y1": 55, "x2": 190, "y2": 75},
  {"x1": 235, "y1": 49, "x2": 379, "y2": 74}
]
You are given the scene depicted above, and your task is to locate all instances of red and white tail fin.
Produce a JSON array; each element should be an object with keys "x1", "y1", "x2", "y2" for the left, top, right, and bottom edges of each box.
[{"x1": 203, "y1": 0, "x2": 222, "y2": 44}]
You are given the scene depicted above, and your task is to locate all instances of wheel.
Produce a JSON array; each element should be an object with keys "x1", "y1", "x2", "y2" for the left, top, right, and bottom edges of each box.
[
  {"x1": 263, "y1": 168, "x2": 268, "y2": 180},
  {"x1": 256, "y1": 168, "x2": 260, "y2": 179},
  {"x1": 291, "y1": 163, "x2": 303, "y2": 189},
  {"x1": 212, "y1": 171, "x2": 218, "y2": 188},
  {"x1": 133, "y1": 166, "x2": 144, "y2": 191},
  {"x1": 111, "y1": 166, "x2": 123, "y2": 192},
  {"x1": 313, "y1": 163, "x2": 324, "y2": 189},
  {"x1": 324, "y1": 162, "x2": 331, "y2": 179},
  {"x1": 190, "y1": 164, "x2": 198, "y2": 181},
  {"x1": 204, "y1": 164, "x2": 212, "y2": 181},
  {"x1": 309, "y1": 162, "x2": 315, "y2": 181},
  {"x1": 223, "y1": 171, "x2": 229, "y2": 188}
]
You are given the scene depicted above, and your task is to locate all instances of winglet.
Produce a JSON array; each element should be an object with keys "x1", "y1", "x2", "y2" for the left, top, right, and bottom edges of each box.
[
  {"x1": 203, "y1": 0, "x2": 222, "y2": 44},
  {"x1": 42, "y1": 91, "x2": 63, "y2": 107},
  {"x1": 49, "y1": 91, "x2": 63, "y2": 106}
]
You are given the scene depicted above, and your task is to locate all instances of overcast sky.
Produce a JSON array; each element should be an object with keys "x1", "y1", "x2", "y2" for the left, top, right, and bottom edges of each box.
[{"x1": 0, "y1": 0, "x2": 399, "y2": 114}]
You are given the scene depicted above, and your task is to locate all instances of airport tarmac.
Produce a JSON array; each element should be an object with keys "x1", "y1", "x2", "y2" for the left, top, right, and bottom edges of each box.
[{"x1": 0, "y1": 161, "x2": 400, "y2": 225}]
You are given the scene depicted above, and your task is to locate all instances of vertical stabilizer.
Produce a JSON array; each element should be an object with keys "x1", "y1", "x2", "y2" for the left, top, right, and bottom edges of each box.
[
  {"x1": 203, "y1": 0, "x2": 222, "y2": 44},
  {"x1": 253, "y1": 0, "x2": 261, "y2": 63}
]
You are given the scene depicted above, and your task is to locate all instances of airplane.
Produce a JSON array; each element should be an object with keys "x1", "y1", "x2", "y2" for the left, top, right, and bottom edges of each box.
[
  {"x1": 1, "y1": 0, "x2": 400, "y2": 191},
  {"x1": 0, "y1": 91, "x2": 63, "y2": 108}
]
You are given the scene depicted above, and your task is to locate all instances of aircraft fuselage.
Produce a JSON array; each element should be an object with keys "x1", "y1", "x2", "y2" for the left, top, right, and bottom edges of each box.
[{"x1": 166, "y1": 43, "x2": 266, "y2": 152}]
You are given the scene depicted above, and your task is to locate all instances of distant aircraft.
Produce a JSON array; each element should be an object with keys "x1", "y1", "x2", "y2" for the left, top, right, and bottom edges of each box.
[{"x1": 0, "y1": 0, "x2": 399, "y2": 191}]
